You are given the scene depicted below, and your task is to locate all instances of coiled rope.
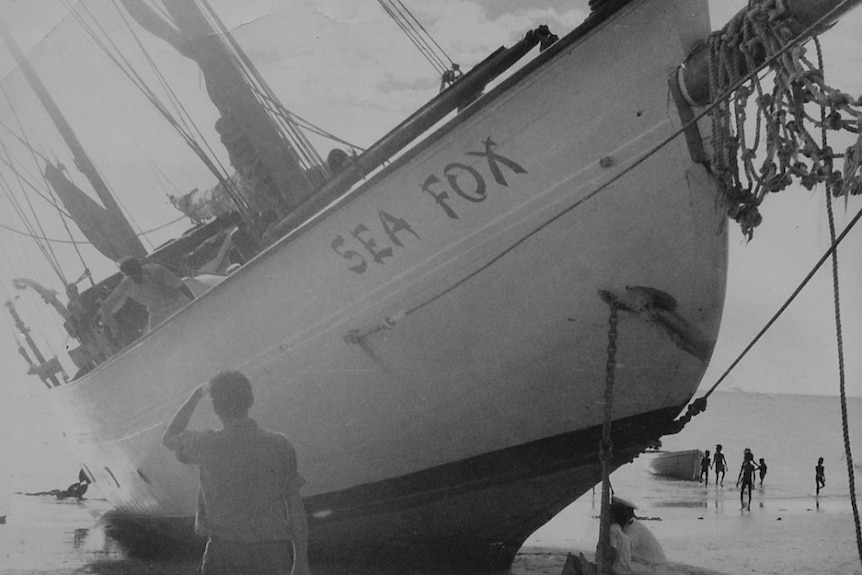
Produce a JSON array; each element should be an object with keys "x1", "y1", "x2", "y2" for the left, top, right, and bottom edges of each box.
[{"x1": 708, "y1": 0, "x2": 862, "y2": 240}]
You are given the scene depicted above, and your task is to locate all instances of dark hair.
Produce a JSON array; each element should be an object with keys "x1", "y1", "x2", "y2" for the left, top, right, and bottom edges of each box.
[
  {"x1": 609, "y1": 503, "x2": 634, "y2": 526},
  {"x1": 209, "y1": 370, "x2": 254, "y2": 418},
  {"x1": 119, "y1": 257, "x2": 143, "y2": 278}
]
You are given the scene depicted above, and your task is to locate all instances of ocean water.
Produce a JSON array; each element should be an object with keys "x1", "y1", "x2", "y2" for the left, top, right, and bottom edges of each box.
[{"x1": 1, "y1": 391, "x2": 861, "y2": 574}]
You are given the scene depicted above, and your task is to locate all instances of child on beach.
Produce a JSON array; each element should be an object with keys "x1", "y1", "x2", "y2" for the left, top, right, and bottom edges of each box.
[
  {"x1": 758, "y1": 458, "x2": 767, "y2": 485},
  {"x1": 816, "y1": 457, "x2": 826, "y2": 495},
  {"x1": 699, "y1": 450, "x2": 711, "y2": 484},
  {"x1": 736, "y1": 450, "x2": 759, "y2": 509},
  {"x1": 713, "y1": 444, "x2": 727, "y2": 487}
]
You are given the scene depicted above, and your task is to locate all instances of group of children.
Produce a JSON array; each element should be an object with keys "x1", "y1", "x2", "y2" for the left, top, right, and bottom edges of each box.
[
  {"x1": 697, "y1": 444, "x2": 749, "y2": 487},
  {"x1": 698, "y1": 445, "x2": 827, "y2": 509},
  {"x1": 697, "y1": 444, "x2": 766, "y2": 509}
]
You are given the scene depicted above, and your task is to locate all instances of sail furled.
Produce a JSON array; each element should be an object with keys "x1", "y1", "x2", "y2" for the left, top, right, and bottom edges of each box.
[
  {"x1": 45, "y1": 163, "x2": 146, "y2": 261},
  {"x1": 119, "y1": 0, "x2": 319, "y2": 220}
]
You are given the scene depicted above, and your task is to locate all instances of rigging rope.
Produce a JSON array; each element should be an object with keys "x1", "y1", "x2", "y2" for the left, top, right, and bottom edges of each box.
[
  {"x1": 198, "y1": 0, "x2": 330, "y2": 177},
  {"x1": 708, "y1": 0, "x2": 862, "y2": 239},
  {"x1": 0, "y1": 92, "x2": 67, "y2": 284},
  {"x1": 814, "y1": 34, "x2": 862, "y2": 568},
  {"x1": 73, "y1": 0, "x2": 255, "y2": 224},
  {"x1": 376, "y1": 0, "x2": 462, "y2": 90},
  {"x1": 667, "y1": 201, "x2": 862, "y2": 436}
]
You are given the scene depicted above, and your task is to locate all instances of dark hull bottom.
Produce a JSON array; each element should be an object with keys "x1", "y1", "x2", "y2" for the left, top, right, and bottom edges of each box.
[{"x1": 103, "y1": 404, "x2": 682, "y2": 570}]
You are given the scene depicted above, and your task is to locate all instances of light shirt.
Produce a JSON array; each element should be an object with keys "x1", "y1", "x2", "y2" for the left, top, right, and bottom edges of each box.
[
  {"x1": 610, "y1": 523, "x2": 634, "y2": 575},
  {"x1": 165, "y1": 418, "x2": 305, "y2": 543},
  {"x1": 625, "y1": 520, "x2": 668, "y2": 575}
]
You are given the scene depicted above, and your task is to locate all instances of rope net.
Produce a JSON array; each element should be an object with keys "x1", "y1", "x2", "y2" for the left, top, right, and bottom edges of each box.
[{"x1": 708, "y1": 1, "x2": 862, "y2": 239}]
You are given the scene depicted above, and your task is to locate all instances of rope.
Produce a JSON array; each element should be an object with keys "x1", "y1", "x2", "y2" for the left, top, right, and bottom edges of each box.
[
  {"x1": 595, "y1": 297, "x2": 620, "y2": 575},
  {"x1": 376, "y1": 0, "x2": 461, "y2": 89},
  {"x1": 74, "y1": 0, "x2": 256, "y2": 224},
  {"x1": 825, "y1": 147, "x2": 862, "y2": 570},
  {"x1": 814, "y1": 35, "x2": 862, "y2": 568},
  {"x1": 708, "y1": 0, "x2": 862, "y2": 239}
]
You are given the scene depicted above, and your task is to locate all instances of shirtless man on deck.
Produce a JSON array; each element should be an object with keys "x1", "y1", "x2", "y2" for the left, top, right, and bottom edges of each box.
[{"x1": 100, "y1": 257, "x2": 194, "y2": 341}]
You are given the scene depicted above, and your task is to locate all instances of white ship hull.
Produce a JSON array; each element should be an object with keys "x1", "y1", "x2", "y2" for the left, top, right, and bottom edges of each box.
[{"x1": 50, "y1": 0, "x2": 726, "y2": 567}]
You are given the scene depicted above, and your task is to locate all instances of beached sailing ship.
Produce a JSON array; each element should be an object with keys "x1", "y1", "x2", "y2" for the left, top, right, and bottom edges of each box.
[{"x1": 1, "y1": 0, "x2": 860, "y2": 569}]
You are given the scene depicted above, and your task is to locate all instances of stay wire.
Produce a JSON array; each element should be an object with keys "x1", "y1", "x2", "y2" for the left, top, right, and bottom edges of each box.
[
  {"x1": 80, "y1": 1, "x2": 254, "y2": 221},
  {"x1": 394, "y1": 0, "x2": 456, "y2": 68},
  {"x1": 388, "y1": 0, "x2": 450, "y2": 72},
  {"x1": 701, "y1": 202, "x2": 862, "y2": 402},
  {"x1": 0, "y1": 140, "x2": 65, "y2": 283},
  {"x1": 3, "y1": 88, "x2": 91, "y2": 275},
  {"x1": 0, "y1": 92, "x2": 66, "y2": 283},
  {"x1": 377, "y1": 0, "x2": 448, "y2": 76}
]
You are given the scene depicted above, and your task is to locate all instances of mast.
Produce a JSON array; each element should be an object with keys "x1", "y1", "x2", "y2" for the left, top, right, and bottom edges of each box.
[
  {"x1": 0, "y1": 17, "x2": 147, "y2": 259},
  {"x1": 119, "y1": 0, "x2": 316, "y2": 217}
]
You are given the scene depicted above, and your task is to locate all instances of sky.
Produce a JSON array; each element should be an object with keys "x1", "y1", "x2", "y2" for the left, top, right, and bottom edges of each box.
[{"x1": 0, "y1": 0, "x2": 860, "y2": 481}]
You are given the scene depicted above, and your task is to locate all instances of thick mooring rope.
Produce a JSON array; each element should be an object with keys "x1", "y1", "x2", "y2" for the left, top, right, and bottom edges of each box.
[
  {"x1": 708, "y1": 0, "x2": 862, "y2": 239},
  {"x1": 814, "y1": 35, "x2": 862, "y2": 566}
]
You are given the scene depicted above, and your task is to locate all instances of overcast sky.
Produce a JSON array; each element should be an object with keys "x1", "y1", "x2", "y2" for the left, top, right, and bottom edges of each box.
[{"x1": 0, "y1": 0, "x2": 860, "y2": 460}]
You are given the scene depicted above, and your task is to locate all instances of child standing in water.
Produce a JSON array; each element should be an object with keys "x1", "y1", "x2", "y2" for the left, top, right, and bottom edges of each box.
[
  {"x1": 713, "y1": 444, "x2": 727, "y2": 487},
  {"x1": 736, "y1": 450, "x2": 759, "y2": 509},
  {"x1": 816, "y1": 457, "x2": 826, "y2": 495},
  {"x1": 699, "y1": 450, "x2": 711, "y2": 484},
  {"x1": 758, "y1": 458, "x2": 767, "y2": 485}
]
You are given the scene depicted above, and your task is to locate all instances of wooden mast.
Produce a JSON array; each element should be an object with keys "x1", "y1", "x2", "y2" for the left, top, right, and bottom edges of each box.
[
  {"x1": 0, "y1": 17, "x2": 147, "y2": 259},
  {"x1": 119, "y1": 0, "x2": 316, "y2": 217}
]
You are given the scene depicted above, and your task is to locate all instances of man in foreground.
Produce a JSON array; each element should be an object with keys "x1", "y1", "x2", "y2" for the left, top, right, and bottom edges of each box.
[{"x1": 163, "y1": 370, "x2": 311, "y2": 575}]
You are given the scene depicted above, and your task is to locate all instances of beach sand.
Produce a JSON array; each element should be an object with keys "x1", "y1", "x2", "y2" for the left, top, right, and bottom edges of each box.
[
  {"x1": 525, "y1": 486, "x2": 862, "y2": 575},
  {"x1": 2, "y1": 490, "x2": 860, "y2": 574}
]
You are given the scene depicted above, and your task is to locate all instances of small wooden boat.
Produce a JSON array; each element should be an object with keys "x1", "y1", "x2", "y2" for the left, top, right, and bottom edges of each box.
[{"x1": 647, "y1": 449, "x2": 704, "y2": 481}]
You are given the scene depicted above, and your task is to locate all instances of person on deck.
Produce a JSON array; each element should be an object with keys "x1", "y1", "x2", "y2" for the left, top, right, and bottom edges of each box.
[
  {"x1": 713, "y1": 444, "x2": 727, "y2": 487},
  {"x1": 162, "y1": 370, "x2": 311, "y2": 575},
  {"x1": 100, "y1": 257, "x2": 194, "y2": 339}
]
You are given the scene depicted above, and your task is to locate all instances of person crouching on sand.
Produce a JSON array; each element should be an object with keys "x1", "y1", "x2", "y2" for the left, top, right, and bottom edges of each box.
[{"x1": 567, "y1": 497, "x2": 668, "y2": 575}]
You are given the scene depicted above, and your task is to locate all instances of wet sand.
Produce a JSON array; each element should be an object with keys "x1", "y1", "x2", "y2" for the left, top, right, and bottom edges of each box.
[{"x1": 3, "y1": 491, "x2": 860, "y2": 574}]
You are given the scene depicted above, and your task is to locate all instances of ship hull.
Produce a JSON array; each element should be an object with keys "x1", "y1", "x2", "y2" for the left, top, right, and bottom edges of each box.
[{"x1": 51, "y1": 0, "x2": 726, "y2": 568}]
